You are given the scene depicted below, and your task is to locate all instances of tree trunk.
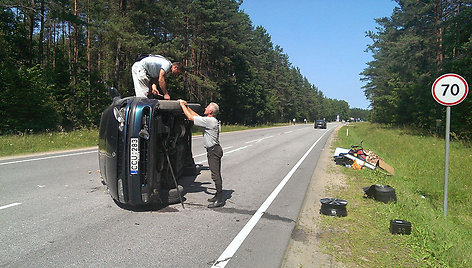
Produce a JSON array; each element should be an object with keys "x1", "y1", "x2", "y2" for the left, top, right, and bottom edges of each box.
[
  {"x1": 87, "y1": 0, "x2": 91, "y2": 109},
  {"x1": 98, "y1": 34, "x2": 102, "y2": 75},
  {"x1": 28, "y1": 0, "x2": 35, "y2": 66},
  {"x1": 68, "y1": 23, "x2": 72, "y2": 83},
  {"x1": 435, "y1": 0, "x2": 444, "y2": 71},
  {"x1": 72, "y1": 0, "x2": 79, "y2": 85},
  {"x1": 38, "y1": 0, "x2": 45, "y2": 65},
  {"x1": 114, "y1": 40, "x2": 122, "y2": 88},
  {"x1": 185, "y1": 2, "x2": 191, "y2": 100},
  {"x1": 113, "y1": 0, "x2": 127, "y2": 88},
  {"x1": 46, "y1": 17, "x2": 52, "y2": 68},
  {"x1": 52, "y1": 21, "x2": 57, "y2": 70}
]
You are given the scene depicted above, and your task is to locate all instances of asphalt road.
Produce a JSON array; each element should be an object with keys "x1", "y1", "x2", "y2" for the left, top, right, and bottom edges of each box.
[{"x1": 0, "y1": 123, "x2": 335, "y2": 268}]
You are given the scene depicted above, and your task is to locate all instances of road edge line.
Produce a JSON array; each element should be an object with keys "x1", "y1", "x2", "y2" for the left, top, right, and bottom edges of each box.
[{"x1": 211, "y1": 130, "x2": 329, "y2": 268}]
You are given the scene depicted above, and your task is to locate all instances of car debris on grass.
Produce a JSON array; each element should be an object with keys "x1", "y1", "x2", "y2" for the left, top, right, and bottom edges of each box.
[{"x1": 333, "y1": 142, "x2": 395, "y2": 175}]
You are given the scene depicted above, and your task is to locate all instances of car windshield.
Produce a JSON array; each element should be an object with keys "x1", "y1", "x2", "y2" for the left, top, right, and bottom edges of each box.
[{"x1": 316, "y1": 120, "x2": 325, "y2": 123}]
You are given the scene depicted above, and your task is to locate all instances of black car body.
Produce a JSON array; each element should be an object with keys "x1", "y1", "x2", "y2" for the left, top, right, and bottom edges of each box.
[
  {"x1": 98, "y1": 91, "x2": 201, "y2": 206},
  {"x1": 314, "y1": 120, "x2": 327, "y2": 129}
]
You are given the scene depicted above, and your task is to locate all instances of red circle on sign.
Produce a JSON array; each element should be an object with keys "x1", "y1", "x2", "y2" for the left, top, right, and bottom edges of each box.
[{"x1": 432, "y1": 74, "x2": 469, "y2": 106}]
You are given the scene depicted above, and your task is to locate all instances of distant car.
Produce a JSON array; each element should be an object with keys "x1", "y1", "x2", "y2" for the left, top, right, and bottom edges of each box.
[{"x1": 314, "y1": 120, "x2": 327, "y2": 129}]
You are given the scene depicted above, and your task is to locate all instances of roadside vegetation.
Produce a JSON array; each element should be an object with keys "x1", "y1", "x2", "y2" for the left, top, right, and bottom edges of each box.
[
  {"x1": 320, "y1": 122, "x2": 472, "y2": 267},
  {"x1": 0, "y1": 123, "x2": 290, "y2": 158},
  {"x1": 1, "y1": 2, "x2": 356, "y2": 136},
  {"x1": 0, "y1": 129, "x2": 99, "y2": 157}
]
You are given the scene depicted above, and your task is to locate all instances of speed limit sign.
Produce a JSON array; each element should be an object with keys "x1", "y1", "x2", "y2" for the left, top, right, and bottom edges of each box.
[
  {"x1": 432, "y1": 73, "x2": 469, "y2": 217},
  {"x1": 432, "y1": 73, "x2": 468, "y2": 106}
]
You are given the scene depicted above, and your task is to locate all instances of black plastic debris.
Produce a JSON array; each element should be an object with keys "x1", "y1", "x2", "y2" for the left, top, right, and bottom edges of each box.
[
  {"x1": 334, "y1": 155, "x2": 353, "y2": 166},
  {"x1": 390, "y1": 219, "x2": 411, "y2": 235},
  {"x1": 333, "y1": 143, "x2": 376, "y2": 170},
  {"x1": 363, "y1": 184, "x2": 397, "y2": 203},
  {"x1": 320, "y1": 198, "x2": 348, "y2": 217}
]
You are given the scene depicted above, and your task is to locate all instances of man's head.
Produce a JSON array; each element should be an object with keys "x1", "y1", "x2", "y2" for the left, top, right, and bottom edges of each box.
[
  {"x1": 205, "y1": 102, "x2": 219, "y2": 116},
  {"x1": 171, "y1": 62, "x2": 183, "y2": 75}
]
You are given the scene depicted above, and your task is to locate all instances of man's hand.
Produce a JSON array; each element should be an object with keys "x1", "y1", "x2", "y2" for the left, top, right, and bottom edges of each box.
[{"x1": 178, "y1": 99, "x2": 193, "y2": 121}]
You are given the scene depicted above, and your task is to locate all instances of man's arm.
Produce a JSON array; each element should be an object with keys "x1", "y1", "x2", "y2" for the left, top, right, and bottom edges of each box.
[
  {"x1": 151, "y1": 79, "x2": 159, "y2": 96},
  {"x1": 158, "y1": 69, "x2": 170, "y2": 100},
  {"x1": 178, "y1": 100, "x2": 199, "y2": 120}
]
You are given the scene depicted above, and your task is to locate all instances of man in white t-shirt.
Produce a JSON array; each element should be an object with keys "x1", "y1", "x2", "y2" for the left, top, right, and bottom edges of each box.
[
  {"x1": 132, "y1": 55, "x2": 182, "y2": 99},
  {"x1": 178, "y1": 100, "x2": 225, "y2": 208}
]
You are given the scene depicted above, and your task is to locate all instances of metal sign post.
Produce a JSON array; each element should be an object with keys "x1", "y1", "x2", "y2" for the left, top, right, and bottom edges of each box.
[
  {"x1": 432, "y1": 73, "x2": 468, "y2": 217},
  {"x1": 443, "y1": 106, "x2": 450, "y2": 216}
]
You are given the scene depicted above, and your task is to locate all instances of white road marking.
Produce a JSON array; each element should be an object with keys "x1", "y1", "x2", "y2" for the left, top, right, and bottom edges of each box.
[
  {"x1": 211, "y1": 131, "x2": 328, "y2": 268},
  {"x1": 284, "y1": 131, "x2": 293, "y2": 134},
  {"x1": 224, "y1": 145, "x2": 251, "y2": 154},
  {"x1": 0, "y1": 202, "x2": 22, "y2": 210},
  {"x1": 245, "y1": 136, "x2": 273, "y2": 144},
  {"x1": 193, "y1": 146, "x2": 233, "y2": 158},
  {"x1": 195, "y1": 145, "x2": 251, "y2": 165},
  {"x1": 0, "y1": 150, "x2": 97, "y2": 166}
]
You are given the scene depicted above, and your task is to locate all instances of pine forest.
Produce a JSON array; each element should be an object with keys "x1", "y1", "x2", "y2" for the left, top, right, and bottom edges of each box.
[{"x1": 1, "y1": 0, "x2": 471, "y2": 139}]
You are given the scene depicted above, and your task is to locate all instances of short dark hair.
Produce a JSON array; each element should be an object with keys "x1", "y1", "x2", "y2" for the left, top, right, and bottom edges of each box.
[{"x1": 172, "y1": 62, "x2": 183, "y2": 72}]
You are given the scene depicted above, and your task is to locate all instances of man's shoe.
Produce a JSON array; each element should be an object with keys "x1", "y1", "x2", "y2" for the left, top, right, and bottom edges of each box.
[{"x1": 208, "y1": 200, "x2": 225, "y2": 208}]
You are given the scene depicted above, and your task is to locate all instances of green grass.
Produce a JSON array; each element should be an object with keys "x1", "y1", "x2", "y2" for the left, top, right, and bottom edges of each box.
[
  {"x1": 0, "y1": 123, "x2": 291, "y2": 158},
  {"x1": 0, "y1": 129, "x2": 99, "y2": 157},
  {"x1": 320, "y1": 122, "x2": 472, "y2": 267}
]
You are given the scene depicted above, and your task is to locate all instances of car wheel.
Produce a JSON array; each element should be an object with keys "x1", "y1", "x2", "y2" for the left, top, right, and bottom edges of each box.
[
  {"x1": 374, "y1": 185, "x2": 397, "y2": 203},
  {"x1": 320, "y1": 198, "x2": 348, "y2": 217}
]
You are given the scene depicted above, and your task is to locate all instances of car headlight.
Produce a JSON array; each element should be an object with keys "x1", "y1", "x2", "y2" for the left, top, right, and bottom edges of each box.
[{"x1": 113, "y1": 107, "x2": 125, "y2": 131}]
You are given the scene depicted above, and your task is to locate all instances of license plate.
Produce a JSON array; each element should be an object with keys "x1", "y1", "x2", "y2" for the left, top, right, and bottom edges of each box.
[{"x1": 130, "y1": 138, "x2": 139, "y2": 175}]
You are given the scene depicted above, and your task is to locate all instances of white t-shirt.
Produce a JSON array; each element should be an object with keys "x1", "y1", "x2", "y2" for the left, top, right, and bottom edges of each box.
[{"x1": 140, "y1": 55, "x2": 171, "y2": 78}]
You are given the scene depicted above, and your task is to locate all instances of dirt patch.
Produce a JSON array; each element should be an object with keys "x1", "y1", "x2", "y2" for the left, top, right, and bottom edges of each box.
[{"x1": 282, "y1": 126, "x2": 347, "y2": 268}]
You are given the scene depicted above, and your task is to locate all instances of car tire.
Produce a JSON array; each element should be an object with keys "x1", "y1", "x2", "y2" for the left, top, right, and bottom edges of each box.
[
  {"x1": 320, "y1": 198, "x2": 348, "y2": 217},
  {"x1": 374, "y1": 185, "x2": 397, "y2": 203}
]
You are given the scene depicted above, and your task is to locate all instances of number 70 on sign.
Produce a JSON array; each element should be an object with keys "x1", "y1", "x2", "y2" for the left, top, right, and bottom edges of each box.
[{"x1": 432, "y1": 73, "x2": 469, "y2": 106}]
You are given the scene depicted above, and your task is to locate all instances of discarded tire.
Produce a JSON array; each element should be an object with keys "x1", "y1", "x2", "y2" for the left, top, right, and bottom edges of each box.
[
  {"x1": 320, "y1": 198, "x2": 348, "y2": 217},
  {"x1": 363, "y1": 184, "x2": 397, "y2": 203},
  {"x1": 390, "y1": 219, "x2": 411, "y2": 235},
  {"x1": 375, "y1": 185, "x2": 397, "y2": 203}
]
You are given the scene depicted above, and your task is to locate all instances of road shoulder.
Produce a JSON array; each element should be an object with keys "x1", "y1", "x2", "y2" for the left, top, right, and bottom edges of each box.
[{"x1": 282, "y1": 125, "x2": 346, "y2": 268}]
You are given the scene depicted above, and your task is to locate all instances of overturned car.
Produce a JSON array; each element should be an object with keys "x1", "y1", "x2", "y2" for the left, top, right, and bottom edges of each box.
[{"x1": 98, "y1": 89, "x2": 201, "y2": 206}]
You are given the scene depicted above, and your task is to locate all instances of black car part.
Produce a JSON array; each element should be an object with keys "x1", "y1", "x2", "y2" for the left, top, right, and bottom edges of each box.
[
  {"x1": 363, "y1": 184, "x2": 397, "y2": 203},
  {"x1": 390, "y1": 219, "x2": 411, "y2": 235},
  {"x1": 320, "y1": 198, "x2": 348, "y2": 217}
]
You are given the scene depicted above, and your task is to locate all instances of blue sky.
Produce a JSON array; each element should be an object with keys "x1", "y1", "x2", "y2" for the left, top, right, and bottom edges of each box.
[{"x1": 239, "y1": 0, "x2": 398, "y2": 109}]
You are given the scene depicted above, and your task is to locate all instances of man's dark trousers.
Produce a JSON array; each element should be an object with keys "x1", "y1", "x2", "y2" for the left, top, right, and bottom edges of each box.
[{"x1": 207, "y1": 144, "x2": 223, "y2": 193}]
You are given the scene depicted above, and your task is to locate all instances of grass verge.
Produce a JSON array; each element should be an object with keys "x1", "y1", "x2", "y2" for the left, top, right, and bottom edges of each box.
[
  {"x1": 0, "y1": 123, "x2": 290, "y2": 158},
  {"x1": 320, "y1": 122, "x2": 472, "y2": 267},
  {"x1": 0, "y1": 129, "x2": 99, "y2": 157}
]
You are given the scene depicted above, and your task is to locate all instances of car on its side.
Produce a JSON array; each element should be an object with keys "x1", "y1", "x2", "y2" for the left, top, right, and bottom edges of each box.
[
  {"x1": 314, "y1": 120, "x2": 327, "y2": 129},
  {"x1": 98, "y1": 88, "x2": 202, "y2": 206}
]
